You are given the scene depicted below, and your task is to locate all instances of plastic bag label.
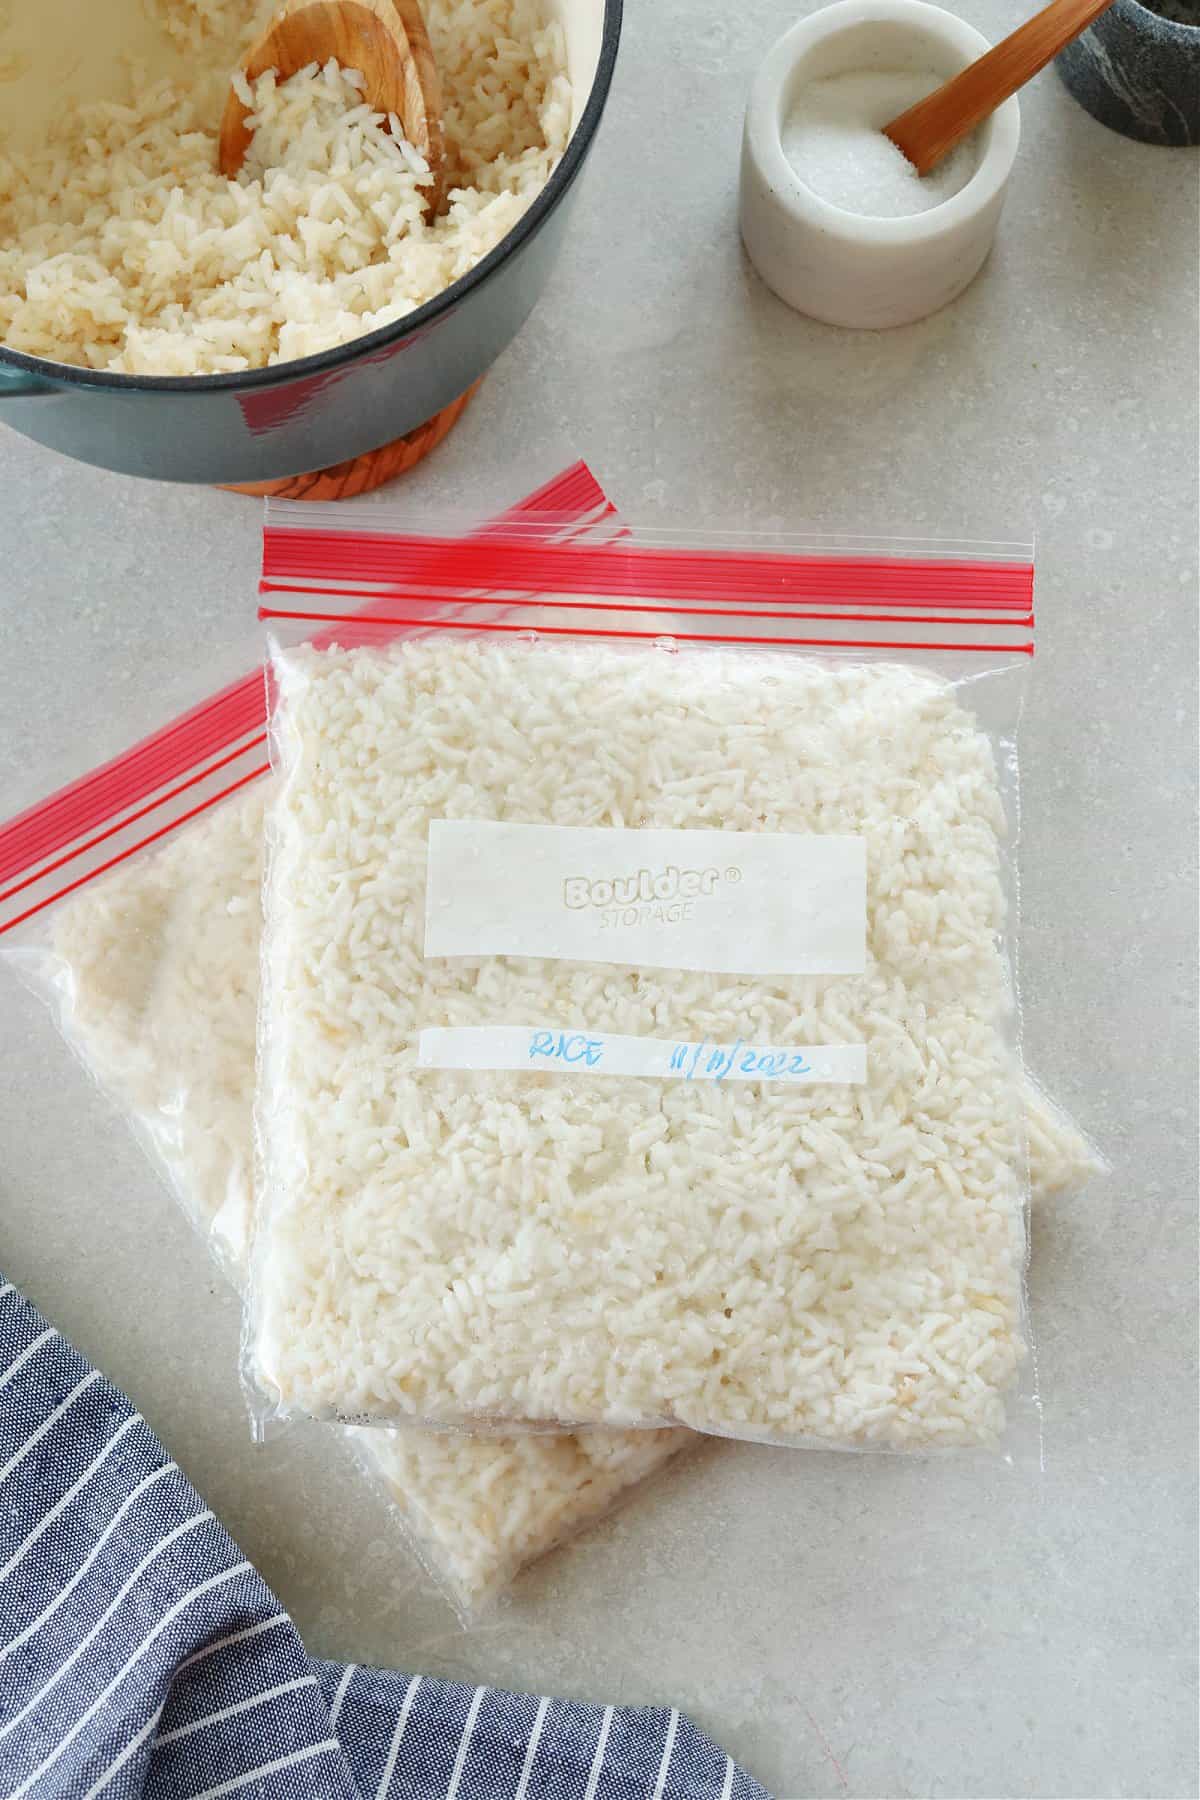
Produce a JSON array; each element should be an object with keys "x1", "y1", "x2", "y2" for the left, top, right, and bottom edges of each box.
[
  {"x1": 417, "y1": 1027, "x2": 866, "y2": 1084},
  {"x1": 424, "y1": 822, "x2": 866, "y2": 976}
]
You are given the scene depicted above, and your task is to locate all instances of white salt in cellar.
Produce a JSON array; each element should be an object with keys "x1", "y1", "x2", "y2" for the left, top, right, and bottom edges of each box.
[
  {"x1": 739, "y1": 0, "x2": 1021, "y2": 329},
  {"x1": 781, "y1": 70, "x2": 979, "y2": 217}
]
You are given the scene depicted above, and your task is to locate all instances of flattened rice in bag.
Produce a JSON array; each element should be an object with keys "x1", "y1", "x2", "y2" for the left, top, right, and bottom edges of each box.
[{"x1": 248, "y1": 525, "x2": 1052, "y2": 1452}]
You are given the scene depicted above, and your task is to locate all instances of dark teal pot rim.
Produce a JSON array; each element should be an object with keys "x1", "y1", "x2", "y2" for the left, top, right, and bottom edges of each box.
[{"x1": 0, "y1": 0, "x2": 622, "y2": 395}]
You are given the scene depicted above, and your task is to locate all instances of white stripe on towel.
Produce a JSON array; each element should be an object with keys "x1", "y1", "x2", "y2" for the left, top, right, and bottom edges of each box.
[
  {"x1": 513, "y1": 1696, "x2": 550, "y2": 1800},
  {"x1": 187, "y1": 1739, "x2": 342, "y2": 1800},
  {"x1": 652, "y1": 1708, "x2": 680, "y2": 1800},
  {"x1": 155, "y1": 1675, "x2": 318, "y2": 1746},
  {"x1": 329, "y1": 1662, "x2": 357, "y2": 1728},
  {"x1": 583, "y1": 1705, "x2": 614, "y2": 1800},
  {"x1": 375, "y1": 1674, "x2": 422, "y2": 1798},
  {"x1": 445, "y1": 1685, "x2": 486, "y2": 1800},
  {"x1": 177, "y1": 1615, "x2": 289, "y2": 1675}
]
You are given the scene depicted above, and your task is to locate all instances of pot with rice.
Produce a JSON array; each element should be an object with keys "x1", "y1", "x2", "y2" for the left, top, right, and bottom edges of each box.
[{"x1": 0, "y1": 0, "x2": 620, "y2": 487}]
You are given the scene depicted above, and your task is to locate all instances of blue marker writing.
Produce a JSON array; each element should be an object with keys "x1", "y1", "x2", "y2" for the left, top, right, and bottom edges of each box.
[{"x1": 529, "y1": 1031, "x2": 605, "y2": 1068}]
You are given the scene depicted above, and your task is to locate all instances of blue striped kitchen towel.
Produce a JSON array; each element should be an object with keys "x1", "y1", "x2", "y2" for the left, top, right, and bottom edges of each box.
[{"x1": 0, "y1": 1276, "x2": 772, "y2": 1800}]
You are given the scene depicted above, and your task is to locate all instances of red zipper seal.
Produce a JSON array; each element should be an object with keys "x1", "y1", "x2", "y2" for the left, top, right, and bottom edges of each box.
[
  {"x1": 261, "y1": 533, "x2": 1034, "y2": 613},
  {"x1": 260, "y1": 610, "x2": 1033, "y2": 656}
]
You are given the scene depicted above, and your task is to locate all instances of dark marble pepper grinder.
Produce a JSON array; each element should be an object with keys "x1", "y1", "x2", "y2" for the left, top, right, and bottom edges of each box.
[{"x1": 1057, "y1": 0, "x2": 1200, "y2": 145}]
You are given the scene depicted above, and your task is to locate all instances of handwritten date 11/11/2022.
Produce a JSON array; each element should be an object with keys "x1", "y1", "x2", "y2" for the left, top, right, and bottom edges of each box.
[{"x1": 527, "y1": 1030, "x2": 813, "y2": 1083}]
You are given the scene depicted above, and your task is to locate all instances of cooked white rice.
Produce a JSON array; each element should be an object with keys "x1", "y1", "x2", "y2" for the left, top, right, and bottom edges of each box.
[
  {"x1": 0, "y1": 0, "x2": 569, "y2": 373},
  {"x1": 254, "y1": 638, "x2": 1037, "y2": 1446},
  {"x1": 346, "y1": 1420, "x2": 691, "y2": 1606},
  {"x1": 25, "y1": 779, "x2": 1098, "y2": 1599}
]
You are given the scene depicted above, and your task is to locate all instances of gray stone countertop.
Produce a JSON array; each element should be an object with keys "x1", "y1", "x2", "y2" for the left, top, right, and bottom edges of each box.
[{"x1": 0, "y1": 2, "x2": 1196, "y2": 1794}]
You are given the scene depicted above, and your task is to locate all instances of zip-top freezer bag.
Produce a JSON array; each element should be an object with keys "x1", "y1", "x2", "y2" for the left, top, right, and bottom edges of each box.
[
  {"x1": 0, "y1": 492, "x2": 1102, "y2": 1599},
  {"x1": 0, "y1": 466, "x2": 697, "y2": 1613},
  {"x1": 249, "y1": 524, "x2": 1047, "y2": 1452}
]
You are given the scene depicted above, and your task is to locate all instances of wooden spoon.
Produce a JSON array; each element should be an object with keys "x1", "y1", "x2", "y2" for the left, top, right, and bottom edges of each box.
[
  {"x1": 219, "y1": 0, "x2": 444, "y2": 210},
  {"x1": 884, "y1": 0, "x2": 1116, "y2": 175}
]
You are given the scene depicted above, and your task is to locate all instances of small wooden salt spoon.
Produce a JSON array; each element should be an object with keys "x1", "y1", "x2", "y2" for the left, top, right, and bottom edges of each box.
[
  {"x1": 884, "y1": 0, "x2": 1116, "y2": 175},
  {"x1": 219, "y1": 0, "x2": 444, "y2": 209}
]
